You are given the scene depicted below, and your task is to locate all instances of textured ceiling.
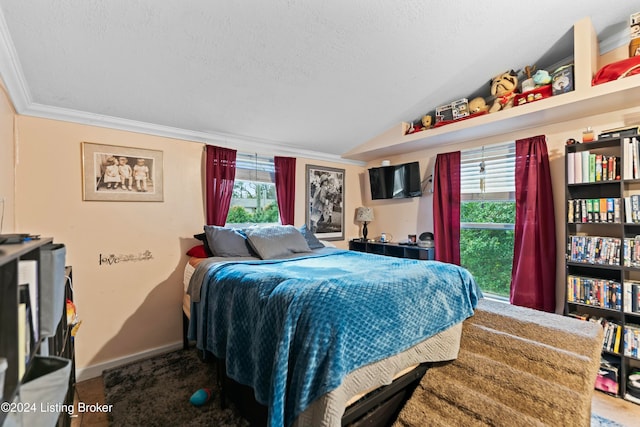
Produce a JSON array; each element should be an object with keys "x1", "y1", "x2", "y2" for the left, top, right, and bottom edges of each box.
[{"x1": 0, "y1": 1, "x2": 638, "y2": 161}]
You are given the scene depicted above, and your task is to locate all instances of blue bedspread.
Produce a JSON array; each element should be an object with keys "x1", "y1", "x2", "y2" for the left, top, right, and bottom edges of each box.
[{"x1": 189, "y1": 249, "x2": 480, "y2": 427}]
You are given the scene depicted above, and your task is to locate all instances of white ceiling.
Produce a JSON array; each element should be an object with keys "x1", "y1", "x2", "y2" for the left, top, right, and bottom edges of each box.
[{"x1": 0, "y1": 1, "x2": 638, "y2": 162}]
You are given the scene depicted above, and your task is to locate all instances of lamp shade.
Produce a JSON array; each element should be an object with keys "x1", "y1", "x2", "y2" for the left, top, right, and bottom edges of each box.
[{"x1": 356, "y1": 207, "x2": 374, "y2": 222}]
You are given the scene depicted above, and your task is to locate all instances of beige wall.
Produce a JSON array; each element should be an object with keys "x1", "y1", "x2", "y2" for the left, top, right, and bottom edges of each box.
[
  {"x1": 12, "y1": 115, "x2": 364, "y2": 376},
  {"x1": 0, "y1": 82, "x2": 15, "y2": 233}
]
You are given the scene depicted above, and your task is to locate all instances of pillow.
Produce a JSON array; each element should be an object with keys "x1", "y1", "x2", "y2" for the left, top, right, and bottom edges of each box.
[
  {"x1": 320, "y1": 240, "x2": 337, "y2": 248},
  {"x1": 186, "y1": 244, "x2": 209, "y2": 258},
  {"x1": 203, "y1": 225, "x2": 254, "y2": 257},
  {"x1": 298, "y1": 224, "x2": 324, "y2": 249},
  {"x1": 244, "y1": 225, "x2": 311, "y2": 259},
  {"x1": 193, "y1": 233, "x2": 213, "y2": 257}
]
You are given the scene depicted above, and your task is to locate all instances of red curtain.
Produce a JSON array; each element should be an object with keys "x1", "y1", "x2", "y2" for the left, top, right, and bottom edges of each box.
[
  {"x1": 433, "y1": 151, "x2": 461, "y2": 265},
  {"x1": 274, "y1": 156, "x2": 296, "y2": 225},
  {"x1": 510, "y1": 135, "x2": 556, "y2": 312},
  {"x1": 205, "y1": 145, "x2": 237, "y2": 226}
]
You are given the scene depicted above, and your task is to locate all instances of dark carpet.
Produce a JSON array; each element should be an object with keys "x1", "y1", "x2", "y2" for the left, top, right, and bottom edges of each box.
[
  {"x1": 103, "y1": 347, "x2": 624, "y2": 427},
  {"x1": 103, "y1": 348, "x2": 248, "y2": 426}
]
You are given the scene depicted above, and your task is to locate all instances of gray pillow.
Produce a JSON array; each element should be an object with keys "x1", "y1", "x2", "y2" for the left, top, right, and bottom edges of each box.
[
  {"x1": 203, "y1": 225, "x2": 254, "y2": 257},
  {"x1": 244, "y1": 225, "x2": 311, "y2": 259},
  {"x1": 298, "y1": 224, "x2": 324, "y2": 249}
]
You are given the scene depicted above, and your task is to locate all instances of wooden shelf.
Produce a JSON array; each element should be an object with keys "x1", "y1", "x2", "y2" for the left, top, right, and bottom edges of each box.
[{"x1": 343, "y1": 17, "x2": 640, "y2": 162}]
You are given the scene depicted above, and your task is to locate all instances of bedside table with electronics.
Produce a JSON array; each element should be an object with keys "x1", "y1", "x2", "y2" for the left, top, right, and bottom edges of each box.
[{"x1": 348, "y1": 240, "x2": 434, "y2": 261}]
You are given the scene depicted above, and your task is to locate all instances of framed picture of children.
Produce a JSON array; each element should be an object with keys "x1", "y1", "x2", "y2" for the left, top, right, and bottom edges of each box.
[
  {"x1": 305, "y1": 164, "x2": 345, "y2": 241},
  {"x1": 82, "y1": 142, "x2": 164, "y2": 202}
]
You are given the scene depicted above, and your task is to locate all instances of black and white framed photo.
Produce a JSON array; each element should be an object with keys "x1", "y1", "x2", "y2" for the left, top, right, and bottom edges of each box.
[
  {"x1": 82, "y1": 142, "x2": 164, "y2": 201},
  {"x1": 305, "y1": 164, "x2": 344, "y2": 241}
]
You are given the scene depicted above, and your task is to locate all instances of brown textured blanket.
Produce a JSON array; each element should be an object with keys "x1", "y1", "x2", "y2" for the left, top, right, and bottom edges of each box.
[{"x1": 394, "y1": 299, "x2": 603, "y2": 427}]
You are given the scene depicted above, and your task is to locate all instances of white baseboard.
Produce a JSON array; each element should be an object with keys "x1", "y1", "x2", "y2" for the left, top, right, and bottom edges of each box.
[{"x1": 75, "y1": 341, "x2": 184, "y2": 382}]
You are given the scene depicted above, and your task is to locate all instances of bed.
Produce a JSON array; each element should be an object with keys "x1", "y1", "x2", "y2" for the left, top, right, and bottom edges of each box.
[{"x1": 183, "y1": 225, "x2": 480, "y2": 427}]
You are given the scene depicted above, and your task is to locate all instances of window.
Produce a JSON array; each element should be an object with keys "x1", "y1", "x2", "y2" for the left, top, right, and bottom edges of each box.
[
  {"x1": 460, "y1": 142, "x2": 516, "y2": 298},
  {"x1": 226, "y1": 153, "x2": 279, "y2": 227}
]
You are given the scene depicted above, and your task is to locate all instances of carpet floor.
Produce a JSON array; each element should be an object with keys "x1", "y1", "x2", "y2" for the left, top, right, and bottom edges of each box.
[
  {"x1": 103, "y1": 348, "x2": 248, "y2": 427},
  {"x1": 103, "y1": 347, "x2": 625, "y2": 427}
]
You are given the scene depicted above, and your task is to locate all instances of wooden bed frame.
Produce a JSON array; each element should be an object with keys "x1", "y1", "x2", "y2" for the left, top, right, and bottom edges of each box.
[{"x1": 183, "y1": 312, "x2": 429, "y2": 426}]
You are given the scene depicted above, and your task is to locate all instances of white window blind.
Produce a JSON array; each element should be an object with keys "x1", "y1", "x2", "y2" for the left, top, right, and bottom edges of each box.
[
  {"x1": 461, "y1": 141, "x2": 515, "y2": 198},
  {"x1": 234, "y1": 153, "x2": 275, "y2": 183}
]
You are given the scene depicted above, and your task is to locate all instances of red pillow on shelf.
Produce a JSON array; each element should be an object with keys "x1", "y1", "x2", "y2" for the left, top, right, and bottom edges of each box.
[
  {"x1": 186, "y1": 244, "x2": 209, "y2": 258},
  {"x1": 592, "y1": 56, "x2": 640, "y2": 85}
]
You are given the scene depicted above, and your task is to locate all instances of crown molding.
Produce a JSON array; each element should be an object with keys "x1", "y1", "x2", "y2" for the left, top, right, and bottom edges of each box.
[
  {"x1": 0, "y1": 8, "x2": 363, "y2": 167},
  {"x1": 23, "y1": 102, "x2": 364, "y2": 165},
  {"x1": 0, "y1": 6, "x2": 30, "y2": 112}
]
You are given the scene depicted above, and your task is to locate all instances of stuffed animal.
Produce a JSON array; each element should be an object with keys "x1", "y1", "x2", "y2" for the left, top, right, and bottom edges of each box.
[
  {"x1": 468, "y1": 97, "x2": 489, "y2": 115},
  {"x1": 488, "y1": 70, "x2": 519, "y2": 113},
  {"x1": 421, "y1": 113, "x2": 434, "y2": 129},
  {"x1": 532, "y1": 69, "x2": 551, "y2": 86}
]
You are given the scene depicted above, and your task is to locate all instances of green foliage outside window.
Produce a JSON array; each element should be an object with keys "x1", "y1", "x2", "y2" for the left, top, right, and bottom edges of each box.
[
  {"x1": 460, "y1": 201, "x2": 515, "y2": 297},
  {"x1": 226, "y1": 205, "x2": 253, "y2": 224},
  {"x1": 226, "y1": 203, "x2": 280, "y2": 224},
  {"x1": 226, "y1": 180, "x2": 279, "y2": 224}
]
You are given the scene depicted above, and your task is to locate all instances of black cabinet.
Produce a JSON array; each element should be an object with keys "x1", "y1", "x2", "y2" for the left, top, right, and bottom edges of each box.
[
  {"x1": 349, "y1": 240, "x2": 434, "y2": 260},
  {"x1": 565, "y1": 136, "x2": 640, "y2": 403}
]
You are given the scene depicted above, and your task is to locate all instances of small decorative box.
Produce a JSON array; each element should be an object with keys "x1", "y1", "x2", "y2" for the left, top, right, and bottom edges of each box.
[
  {"x1": 435, "y1": 104, "x2": 453, "y2": 124},
  {"x1": 551, "y1": 64, "x2": 574, "y2": 95},
  {"x1": 451, "y1": 98, "x2": 469, "y2": 120}
]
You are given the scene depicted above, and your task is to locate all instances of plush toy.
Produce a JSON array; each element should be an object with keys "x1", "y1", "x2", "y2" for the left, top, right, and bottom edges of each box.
[
  {"x1": 488, "y1": 70, "x2": 519, "y2": 113},
  {"x1": 532, "y1": 69, "x2": 551, "y2": 86},
  {"x1": 421, "y1": 113, "x2": 434, "y2": 129},
  {"x1": 468, "y1": 97, "x2": 489, "y2": 115}
]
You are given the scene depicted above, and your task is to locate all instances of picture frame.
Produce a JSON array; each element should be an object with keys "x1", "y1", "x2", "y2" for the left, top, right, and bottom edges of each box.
[
  {"x1": 82, "y1": 142, "x2": 164, "y2": 202},
  {"x1": 305, "y1": 164, "x2": 345, "y2": 241}
]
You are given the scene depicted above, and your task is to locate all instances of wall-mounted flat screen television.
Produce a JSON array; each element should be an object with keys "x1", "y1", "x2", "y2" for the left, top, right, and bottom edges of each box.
[{"x1": 368, "y1": 161, "x2": 422, "y2": 200}]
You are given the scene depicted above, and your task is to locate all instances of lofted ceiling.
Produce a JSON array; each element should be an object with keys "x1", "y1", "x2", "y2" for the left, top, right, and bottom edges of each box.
[{"x1": 0, "y1": 1, "x2": 638, "y2": 162}]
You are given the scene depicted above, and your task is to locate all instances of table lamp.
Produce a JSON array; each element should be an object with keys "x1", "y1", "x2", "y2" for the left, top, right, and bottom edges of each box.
[{"x1": 356, "y1": 207, "x2": 374, "y2": 241}]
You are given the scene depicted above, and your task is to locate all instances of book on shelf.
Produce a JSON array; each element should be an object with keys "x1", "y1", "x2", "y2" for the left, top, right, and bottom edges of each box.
[
  {"x1": 567, "y1": 198, "x2": 621, "y2": 224},
  {"x1": 569, "y1": 313, "x2": 623, "y2": 353},
  {"x1": 623, "y1": 137, "x2": 640, "y2": 180},
  {"x1": 623, "y1": 324, "x2": 640, "y2": 358},
  {"x1": 622, "y1": 237, "x2": 640, "y2": 267},
  {"x1": 582, "y1": 151, "x2": 590, "y2": 182},
  {"x1": 568, "y1": 235, "x2": 621, "y2": 265},
  {"x1": 18, "y1": 260, "x2": 38, "y2": 341},
  {"x1": 623, "y1": 281, "x2": 640, "y2": 313},
  {"x1": 567, "y1": 150, "x2": 621, "y2": 183},
  {"x1": 567, "y1": 275, "x2": 621, "y2": 309},
  {"x1": 17, "y1": 284, "x2": 35, "y2": 380}
]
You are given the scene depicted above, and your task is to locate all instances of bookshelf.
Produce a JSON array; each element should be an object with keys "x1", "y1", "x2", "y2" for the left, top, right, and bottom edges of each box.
[
  {"x1": 0, "y1": 239, "x2": 75, "y2": 426},
  {"x1": 565, "y1": 136, "x2": 640, "y2": 403}
]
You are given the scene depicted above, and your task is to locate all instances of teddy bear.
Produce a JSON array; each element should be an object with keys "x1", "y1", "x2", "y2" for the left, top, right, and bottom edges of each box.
[
  {"x1": 468, "y1": 97, "x2": 489, "y2": 115},
  {"x1": 488, "y1": 70, "x2": 519, "y2": 113}
]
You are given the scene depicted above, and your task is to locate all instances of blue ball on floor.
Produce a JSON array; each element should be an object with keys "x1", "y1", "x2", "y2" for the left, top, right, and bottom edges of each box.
[{"x1": 189, "y1": 388, "x2": 212, "y2": 406}]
